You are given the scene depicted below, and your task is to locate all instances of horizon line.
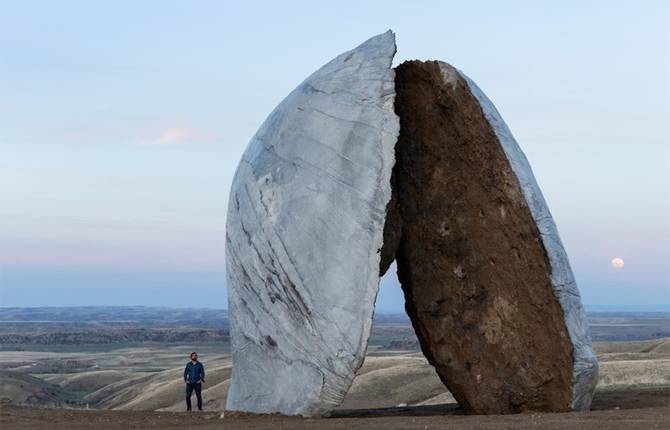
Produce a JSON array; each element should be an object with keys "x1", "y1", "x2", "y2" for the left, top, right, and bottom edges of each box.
[{"x1": 1, "y1": 304, "x2": 669, "y2": 312}]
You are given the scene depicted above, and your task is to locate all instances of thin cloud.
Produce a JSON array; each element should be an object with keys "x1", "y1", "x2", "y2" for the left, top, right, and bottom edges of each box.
[{"x1": 145, "y1": 127, "x2": 197, "y2": 145}]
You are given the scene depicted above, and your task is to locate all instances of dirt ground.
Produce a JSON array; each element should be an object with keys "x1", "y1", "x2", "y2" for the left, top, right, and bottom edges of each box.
[{"x1": 1, "y1": 387, "x2": 667, "y2": 430}]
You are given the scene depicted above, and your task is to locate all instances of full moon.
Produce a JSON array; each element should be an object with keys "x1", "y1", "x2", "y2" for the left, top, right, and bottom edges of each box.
[{"x1": 611, "y1": 257, "x2": 625, "y2": 269}]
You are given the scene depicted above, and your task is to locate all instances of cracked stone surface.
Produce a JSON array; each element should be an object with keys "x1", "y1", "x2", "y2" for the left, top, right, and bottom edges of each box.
[
  {"x1": 383, "y1": 60, "x2": 598, "y2": 413},
  {"x1": 460, "y1": 64, "x2": 598, "y2": 412},
  {"x1": 224, "y1": 31, "x2": 398, "y2": 416},
  {"x1": 225, "y1": 32, "x2": 597, "y2": 417}
]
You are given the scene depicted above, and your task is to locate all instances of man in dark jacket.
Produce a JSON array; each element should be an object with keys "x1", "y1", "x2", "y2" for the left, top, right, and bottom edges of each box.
[{"x1": 184, "y1": 352, "x2": 205, "y2": 411}]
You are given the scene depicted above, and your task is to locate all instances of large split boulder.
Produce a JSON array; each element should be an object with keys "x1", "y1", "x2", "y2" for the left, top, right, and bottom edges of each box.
[
  {"x1": 225, "y1": 31, "x2": 598, "y2": 417},
  {"x1": 224, "y1": 31, "x2": 398, "y2": 416},
  {"x1": 383, "y1": 60, "x2": 598, "y2": 413}
]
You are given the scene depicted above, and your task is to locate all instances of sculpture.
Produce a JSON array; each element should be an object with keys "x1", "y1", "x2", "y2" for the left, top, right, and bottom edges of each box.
[{"x1": 225, "y1": 31, "x2": 598, "y2": 417}]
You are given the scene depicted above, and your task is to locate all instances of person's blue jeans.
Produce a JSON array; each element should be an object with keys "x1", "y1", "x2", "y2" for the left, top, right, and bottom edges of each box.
[{"x1": 185, "y1": 382, "x2": 202, "y2": 411}]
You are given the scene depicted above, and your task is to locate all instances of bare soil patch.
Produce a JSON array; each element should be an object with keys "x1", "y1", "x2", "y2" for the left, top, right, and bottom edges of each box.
[{"x1": 1, "y1": 387, "x2": 667, "y2": 429}]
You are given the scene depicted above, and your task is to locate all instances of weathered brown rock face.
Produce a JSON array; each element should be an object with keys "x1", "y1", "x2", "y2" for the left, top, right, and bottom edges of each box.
[{"x1": 382, "y1": 60, "x2": 574, "y2": 414}]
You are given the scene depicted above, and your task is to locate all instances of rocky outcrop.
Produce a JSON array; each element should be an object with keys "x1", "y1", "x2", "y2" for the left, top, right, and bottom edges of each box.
[
  {"x1": 225, "y1": 32, "x2": 597, "y2": 417},
  {"x1": 385, "y1": 60, "x2": 597, "y2": 413},
  {"x1": 225, "y1": 31, "x2": 398, "y2": 416}
]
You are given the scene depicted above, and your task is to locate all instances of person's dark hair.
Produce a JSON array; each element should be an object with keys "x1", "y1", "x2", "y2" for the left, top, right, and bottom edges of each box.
[{"x1": 190, "y1": 352, "x2": 197, "y2": 359}]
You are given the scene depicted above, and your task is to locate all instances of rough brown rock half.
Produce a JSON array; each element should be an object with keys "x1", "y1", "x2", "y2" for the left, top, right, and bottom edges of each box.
[{"x1": 383, "y1": 60, "x2": 575, "y2": 414}]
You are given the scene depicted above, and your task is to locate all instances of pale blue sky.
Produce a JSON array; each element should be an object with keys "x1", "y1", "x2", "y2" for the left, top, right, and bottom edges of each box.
[{"x1": 1, "y1": 1, "x2": 668, "y2": 310}]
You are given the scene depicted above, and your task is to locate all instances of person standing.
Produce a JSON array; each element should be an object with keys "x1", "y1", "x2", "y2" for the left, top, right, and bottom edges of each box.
[{"x1": 184, "y1": 351, "x2": 205, "y2": 411}]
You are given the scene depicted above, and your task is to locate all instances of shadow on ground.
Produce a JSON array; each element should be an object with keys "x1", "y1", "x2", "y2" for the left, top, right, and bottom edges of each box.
[{"x1": 332, "y1": 402, "x2": 461, "y2": 418}]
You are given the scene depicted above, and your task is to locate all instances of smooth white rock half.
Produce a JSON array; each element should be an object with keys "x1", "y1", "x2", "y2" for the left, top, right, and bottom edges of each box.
[
  {"x1": 440, "y1": 62, "x2": 599, "y2": 410},
  {"x1": 225, "y1": 31, "x2": 398, "y2": 416}
]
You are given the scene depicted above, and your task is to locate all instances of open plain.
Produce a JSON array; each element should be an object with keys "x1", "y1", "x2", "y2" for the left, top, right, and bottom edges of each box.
[{"x1": 0, "y1": 307, "x2": 668, "y2": 428}]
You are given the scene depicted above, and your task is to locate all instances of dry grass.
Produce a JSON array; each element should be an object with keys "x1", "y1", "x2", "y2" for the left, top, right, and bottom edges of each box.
[{"x1": 1, "y1": 339, "x2": 668, "y2": 411}]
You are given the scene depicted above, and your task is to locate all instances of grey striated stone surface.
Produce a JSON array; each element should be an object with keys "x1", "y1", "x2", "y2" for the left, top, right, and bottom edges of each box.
[
  {"x1": 224, "y1": 31, "x2": 398, "y2": 416},
  {"x1": 447, "y1": 63, "x2": 599, "y2": 410}
]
